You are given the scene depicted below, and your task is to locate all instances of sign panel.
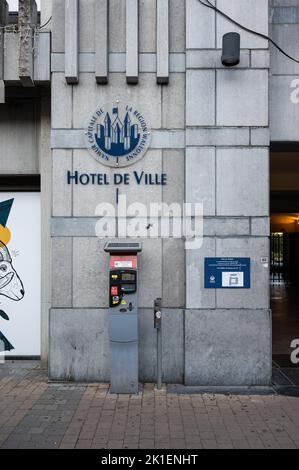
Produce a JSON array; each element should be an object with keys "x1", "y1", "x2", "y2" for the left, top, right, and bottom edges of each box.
[
  {"x1": 205, "y1": 258, "x2": 250, "y2": 289},
  {"x1": 0, "y1": 193, "x2": 41, "y2": 356},
  {"x1": 110, "y1": 255, "x2": 137, "y2": 270}
]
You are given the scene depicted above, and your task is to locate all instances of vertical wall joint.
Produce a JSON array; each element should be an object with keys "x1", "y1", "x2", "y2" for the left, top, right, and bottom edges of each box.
[{"x1": 18, "y1": 0, "x2": 37, "y2": 87}]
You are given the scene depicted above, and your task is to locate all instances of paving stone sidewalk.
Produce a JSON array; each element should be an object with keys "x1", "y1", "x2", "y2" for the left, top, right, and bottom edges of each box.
[{"x1": 0, "y1": 361, "x2": 299, "y2": 449}]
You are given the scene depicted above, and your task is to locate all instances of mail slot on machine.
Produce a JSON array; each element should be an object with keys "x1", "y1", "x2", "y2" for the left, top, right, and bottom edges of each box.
[{"x1": 104, "y1": 242, "x2": 142, "y2": 394}]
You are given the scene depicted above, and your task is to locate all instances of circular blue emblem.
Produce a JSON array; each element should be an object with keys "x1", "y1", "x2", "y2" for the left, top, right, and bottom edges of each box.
[{"x1": 85, "y1": 101, "x2": 151, "y2": 167}]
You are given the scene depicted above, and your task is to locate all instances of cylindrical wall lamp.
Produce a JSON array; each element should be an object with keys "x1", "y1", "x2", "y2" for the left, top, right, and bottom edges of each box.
[{"x1": 221, "y1": 32, "x2": 240, "y2": 67}]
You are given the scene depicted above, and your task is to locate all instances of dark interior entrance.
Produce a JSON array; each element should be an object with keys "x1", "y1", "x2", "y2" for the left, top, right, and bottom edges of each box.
[{"x1": 270, "y1": 148, "x2": 299, "y2": 388}]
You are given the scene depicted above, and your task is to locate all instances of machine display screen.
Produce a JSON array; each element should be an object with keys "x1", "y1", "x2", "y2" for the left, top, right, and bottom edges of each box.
[
  {"x1": 121, "y1": 284, "x2": 135, "y2": 292},
  {"x1": 121, "y1": 273, "x2": 135, "y2": 281}
]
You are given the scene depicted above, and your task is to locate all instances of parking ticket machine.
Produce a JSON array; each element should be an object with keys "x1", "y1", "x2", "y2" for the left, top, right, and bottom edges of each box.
[{"x1": 104, "y1": 242, "x2": 142, "y2": 394}]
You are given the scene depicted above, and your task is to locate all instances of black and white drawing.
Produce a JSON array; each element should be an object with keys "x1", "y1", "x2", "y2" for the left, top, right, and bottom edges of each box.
[{"x1": 0, "y1": 241, "x2": 25, "y2": 352}]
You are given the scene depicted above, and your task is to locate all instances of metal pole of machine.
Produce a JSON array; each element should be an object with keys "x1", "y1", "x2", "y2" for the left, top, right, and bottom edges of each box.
[{"x1": 154, "y1": 298, "x2": 162, "y2": 390}]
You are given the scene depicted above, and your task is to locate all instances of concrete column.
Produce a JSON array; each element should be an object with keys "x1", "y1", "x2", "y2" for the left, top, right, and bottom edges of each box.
[
  {"x1": 185, "y1": 0, "x2": 271, "y2": 386},
  {"x1": 0, "y1": 1, "x2": 8, "y2": 78},
  {"x1": 65, "y1": 0, "x2": 79, "y2": 84},
  {"x1": 18, "y1": 0, "x2": 37, "y2": 87},
  {"x1": 0, "y1": 0, "x2": 8, "y2": 102},
  {"x1": 40, "y1": 93, "x2": 51, "y2": 364},
  {"x1": 34, "y1": 32, "x2": 50, "y2": 82},
  {"x1": 0, "y1": 80, "x2": 3, "y2": 102},
  {"x1": 95, "y1": 0, "x2": 109, "y2": 84},
  {"x1": 126, "y1": 0, "x2": 139, "y2": 84},
  {"x1": 157, "y1": 0, "x2": 169, "y2": 84}
]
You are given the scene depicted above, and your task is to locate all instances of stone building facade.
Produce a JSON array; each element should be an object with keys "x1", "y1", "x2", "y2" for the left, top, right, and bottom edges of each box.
[{"x1": 0, "y1": 0, "x2": 297, "y2": 386}]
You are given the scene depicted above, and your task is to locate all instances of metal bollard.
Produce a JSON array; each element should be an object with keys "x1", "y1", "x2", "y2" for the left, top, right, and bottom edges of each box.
[{"x1": 154, "y1": 298, "x2": 162, "y2": 390}]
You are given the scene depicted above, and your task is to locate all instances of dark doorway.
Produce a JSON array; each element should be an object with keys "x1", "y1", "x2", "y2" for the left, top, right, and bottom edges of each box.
[
  {"x1": 270, "y1": 228, "x2": 299, "y2": 355},
  {"x1": 270, "y1": 149, "x2": 299, "y2": 382}
]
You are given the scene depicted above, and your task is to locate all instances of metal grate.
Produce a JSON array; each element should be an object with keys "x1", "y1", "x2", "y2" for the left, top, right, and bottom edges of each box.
[{"x1": 107, "y1": 243, "x2": 140, "y2": 248}]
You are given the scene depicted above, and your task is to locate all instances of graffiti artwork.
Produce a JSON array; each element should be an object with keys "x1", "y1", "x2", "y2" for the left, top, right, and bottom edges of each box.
[{"x1": 0, "y1": 199, "x2": 25, "y2": 353}]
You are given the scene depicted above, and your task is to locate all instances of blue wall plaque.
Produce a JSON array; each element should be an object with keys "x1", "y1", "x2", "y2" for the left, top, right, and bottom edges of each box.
[{"x1": 205, "y1": 258, "x2": 251, "y2": 289}]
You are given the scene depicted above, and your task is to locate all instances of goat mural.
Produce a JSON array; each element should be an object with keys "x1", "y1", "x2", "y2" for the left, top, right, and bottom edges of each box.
[{"x1": 0, "y1": 199, "x2": 25, "y2": 353}]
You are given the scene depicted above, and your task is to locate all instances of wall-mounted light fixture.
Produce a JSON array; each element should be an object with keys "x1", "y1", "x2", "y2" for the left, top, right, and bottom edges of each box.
[{"x1": 221, "y1": 32, "x2": 240, "y2": 67}]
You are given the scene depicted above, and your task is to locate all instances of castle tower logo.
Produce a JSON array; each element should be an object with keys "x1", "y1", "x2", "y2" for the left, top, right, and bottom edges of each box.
[{"x1": 85, "y1": 101, "x2": 151, "y2": 167}]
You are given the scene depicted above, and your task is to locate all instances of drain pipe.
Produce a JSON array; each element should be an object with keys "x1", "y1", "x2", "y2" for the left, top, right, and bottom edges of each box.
[{"x1": 154, "y1": 298, "x2": 162, "y2": 390}]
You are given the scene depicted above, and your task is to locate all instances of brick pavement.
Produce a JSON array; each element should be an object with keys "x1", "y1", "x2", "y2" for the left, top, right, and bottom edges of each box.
[{"x1": 0, "y1": 361, "x2": 299, "y2": 449}]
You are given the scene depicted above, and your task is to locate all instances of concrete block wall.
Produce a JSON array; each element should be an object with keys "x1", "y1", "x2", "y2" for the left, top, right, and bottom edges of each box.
[
  {"x1": 1, "y1": 1, "x2": 51, "y2": 87},
  {"x1": 270, "y1": 0, "x2": 299, "y2": 141},
  {"x1": 0, "y1": 99, "x2": 40, "y2": 174},
  {"x1": 49, "y1": 0, "x2": 272, "y2": 385},
  {"x1": 185, "y1": 0, "x2": 271, "y2": 386},
  {"x1": 49, "y1": 0, "x2": 186, "y2": 382}
]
